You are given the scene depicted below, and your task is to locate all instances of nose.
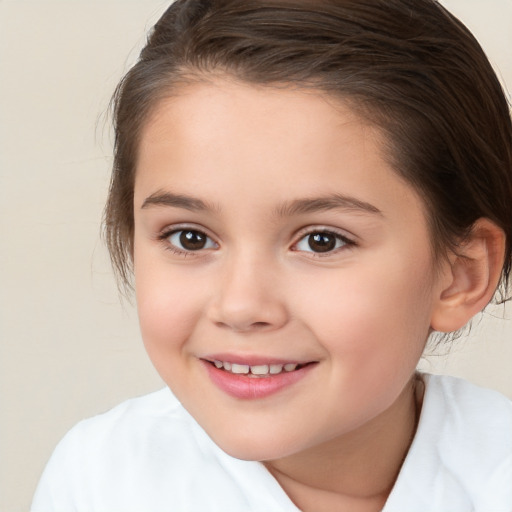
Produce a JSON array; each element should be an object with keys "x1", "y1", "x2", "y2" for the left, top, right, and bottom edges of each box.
[{"x1": 206, "y1": 251, "x2": 289, "y2": 333}]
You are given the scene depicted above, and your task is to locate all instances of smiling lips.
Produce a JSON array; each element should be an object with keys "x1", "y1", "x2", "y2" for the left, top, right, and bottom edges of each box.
[
  {"x1": 202, "y1": 358, "x2": 316, "y2": 399},
  {"x1": 211, "y1": 360, "x2": 302, "y2": 376}
]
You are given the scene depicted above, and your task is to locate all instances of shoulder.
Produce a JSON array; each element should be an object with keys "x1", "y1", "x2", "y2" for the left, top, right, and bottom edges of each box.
[
  {"x1": 385, "y1": 374, "x2": 512, "y2": 512},
  {"x1": 426, "y1": 372, "x2": 512, "y2": 405},
  {"x1": 425, "y1": 372, "x2": 512, "y2": 419},
  {"x1": 422, "y1": 373, "x2": 512, "y2": 448},
  {"x1": 31, "y1": 388, "x2": 299, "y2": 512},
  {"x1": 64, "y1": 387, "x2": 185, "y2": 440},
  {"x1": 50, "y1": 388, "x2": 189, "y2": 459},
  {"x1": 31, "y1": 388, "x2": 202, "y2": 511}
]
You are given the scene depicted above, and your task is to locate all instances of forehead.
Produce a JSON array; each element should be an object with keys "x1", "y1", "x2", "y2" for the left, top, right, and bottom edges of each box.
[
  {"x1": 135, "y1": 79, "x2": 427, "y2": 227},
  {"x1": 140, "y1": 79, "x2": 367, "y2": 156}
]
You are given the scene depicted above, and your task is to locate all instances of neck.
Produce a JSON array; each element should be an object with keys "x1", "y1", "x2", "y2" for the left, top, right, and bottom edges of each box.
[{"x1": 264, "y1": 374, "x2": 423, "y2": 512}]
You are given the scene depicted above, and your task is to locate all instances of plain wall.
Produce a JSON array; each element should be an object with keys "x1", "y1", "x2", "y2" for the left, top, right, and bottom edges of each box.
[{"x1": 0, "y1": 1, "x2": 511, "y2": 511}]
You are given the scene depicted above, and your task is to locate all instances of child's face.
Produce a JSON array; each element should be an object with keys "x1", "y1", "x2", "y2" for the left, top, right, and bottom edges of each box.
[{"x1": 133, "y1": 80, "x2": 447, "y2": 461}]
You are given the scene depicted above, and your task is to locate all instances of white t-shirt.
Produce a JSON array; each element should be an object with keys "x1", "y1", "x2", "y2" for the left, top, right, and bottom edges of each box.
[{"x1": 32, "y1": 374, "x2": 512, "y2": 512}]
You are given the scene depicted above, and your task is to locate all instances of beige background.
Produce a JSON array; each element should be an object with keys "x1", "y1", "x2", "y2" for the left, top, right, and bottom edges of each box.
[{"x1": 0, "y1": 1, "x2": 511, "y2": 511}]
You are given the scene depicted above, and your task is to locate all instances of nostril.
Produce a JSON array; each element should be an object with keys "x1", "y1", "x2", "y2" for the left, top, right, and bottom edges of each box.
[
  {"x1": 252, "y1": 322, "x2": 271, "y2": 328},
  {"x1": 207, "y1": 296, "x2": 289, "y2": 332},
  {"x1": 214, "y1": 320, "x2": 272, "y2": 332}
]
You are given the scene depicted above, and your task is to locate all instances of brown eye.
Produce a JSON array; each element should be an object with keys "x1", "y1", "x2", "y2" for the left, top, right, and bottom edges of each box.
[
  {"x1": 308, "y1": 233, "x2": 336, "y2": 252},
  {"x1": 295, "y1": 231, "x2": 349, "y2": 254},
  {"x1": 168, "y1": 229, "x2": 216, "y2": 251},
  {"x1": 180, "y1": 230, "x2": 206, "y2": 250}
]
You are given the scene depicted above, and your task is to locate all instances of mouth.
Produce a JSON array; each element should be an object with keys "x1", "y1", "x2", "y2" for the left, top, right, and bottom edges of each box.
[
  {"x1": 201, "y1": 357, "x2": 318, "y2": 399},
  {"x1": 205, "y1": 359, "x2": 311, "y2": 377}
]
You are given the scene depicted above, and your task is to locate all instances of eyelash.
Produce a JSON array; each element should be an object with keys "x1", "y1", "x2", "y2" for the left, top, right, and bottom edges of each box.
[
  {"x1": 157, "y1": 226, "x2": 218, "y2": 257},
  {"x1": 292, "y1": 228, "x2": 356, "y2": 256},
  {"x1": 157, "y1": 226, "x2": 356, "y2": 257}
]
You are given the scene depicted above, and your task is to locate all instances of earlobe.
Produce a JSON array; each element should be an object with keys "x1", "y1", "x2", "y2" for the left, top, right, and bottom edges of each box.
[{"x1": 430, "y1": 218, "x2": 505, "y2": 333}]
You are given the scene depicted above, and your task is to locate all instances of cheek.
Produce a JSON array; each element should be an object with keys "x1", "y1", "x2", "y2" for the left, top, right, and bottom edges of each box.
[
  {"x1": 292, "y1": 256, "x2": 434, "y2": 361},
  {"x1": 134, "y1": 258, "x2": 204, "y2": 361}
]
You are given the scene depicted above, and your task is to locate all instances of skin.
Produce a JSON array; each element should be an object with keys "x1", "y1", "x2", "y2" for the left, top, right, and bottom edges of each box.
[{"x1": 133, "y1": 79, "x2": 455, "y2": 511}]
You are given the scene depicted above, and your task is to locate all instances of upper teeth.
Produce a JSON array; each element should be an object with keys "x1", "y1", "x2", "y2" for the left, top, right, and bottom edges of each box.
[{"x1": 213, "y1": 361, "x2": 298, "y2": 375}]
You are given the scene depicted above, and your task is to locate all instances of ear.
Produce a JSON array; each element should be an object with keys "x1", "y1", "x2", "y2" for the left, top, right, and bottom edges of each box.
[{"x1": 430, "y1": 218, "x2": 505, "y2": 333}]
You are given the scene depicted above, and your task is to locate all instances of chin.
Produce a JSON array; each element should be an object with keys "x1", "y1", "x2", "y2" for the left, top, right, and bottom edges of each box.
[
  {"x1": 222, "y1": 444, "x2": 290, "y2": 463},
  {"x1": 207, "y1": 424, "x2": 310, "y2": 462}
]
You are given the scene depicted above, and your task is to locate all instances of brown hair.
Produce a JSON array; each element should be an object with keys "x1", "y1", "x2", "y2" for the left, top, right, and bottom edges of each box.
[{"x1": 105, "y1": 0, "x2": 512, "y2": 305}]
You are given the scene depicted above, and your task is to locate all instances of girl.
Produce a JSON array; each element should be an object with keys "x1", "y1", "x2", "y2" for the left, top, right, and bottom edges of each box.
[{"x1": 32, "y1": 0, "x2": 512, "y2": 511}]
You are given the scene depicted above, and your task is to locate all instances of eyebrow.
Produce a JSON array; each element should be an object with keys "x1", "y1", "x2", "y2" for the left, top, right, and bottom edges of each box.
[
  {"x1": 141, "y1": 190, "x2": 382, "y2": 217},
  {"x1": 141, "y1": 191, "x2": 219, "y2": 212},
  {"x1": 274, "y1": 194, "x2": 382, "y2": 218}
]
